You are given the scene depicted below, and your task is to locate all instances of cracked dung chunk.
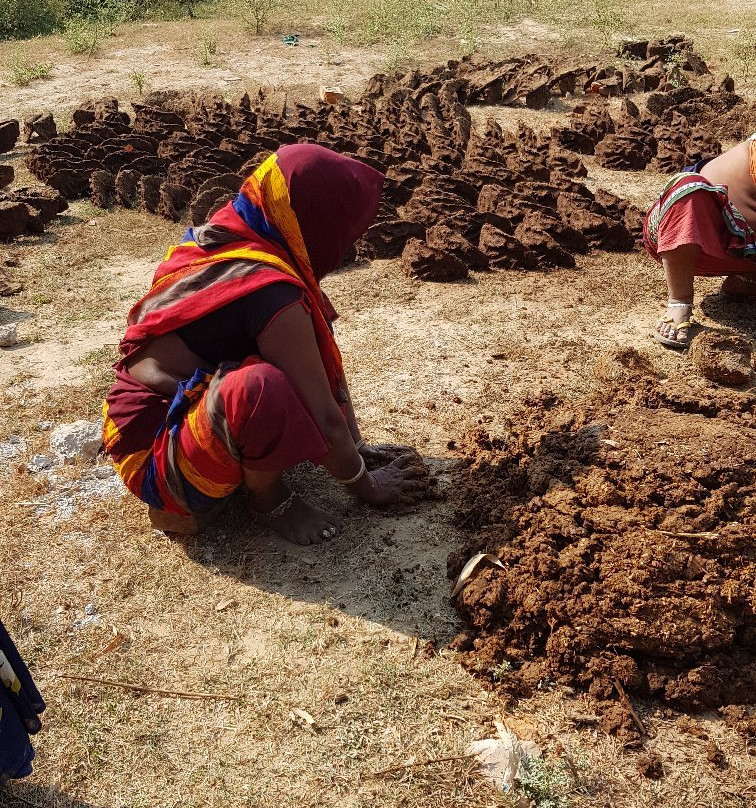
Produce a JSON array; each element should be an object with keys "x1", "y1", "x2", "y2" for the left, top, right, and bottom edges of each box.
[
  {"x1": 401, "y1": 238, "x2": 468, "y2": 281},
  {"x1": 569, "y1": 102, "x2": 614, "y2": 144},
  {"x1": 46, "y1": 163, "x2": 100, "y2": 199},
  {"x1": 10, "y1": 186, "x2": 68, "y2": 224},
  {"x1": 0, "y1": 201, "x2": 29, "y2": 241},
  {"x1": 158, "y1": 183, "x2": 191, "y2": 222},
  {"x1": 115, "y1": 169, "x2": 142, "y2": 209},
  {"x1": 190, "y1": 186, "x2": 235, "y2": 226},
  {"x1": 689, "y1": 332, "x2": 753, "y2": 386},
  {"x1": 0, "y1": 120, "x2": 20, "y2": 154},
  {"x1": 359, "y1": 218, "x2": 425, "y2": 260},
  {"x1": 90, "y1": 170, "x2": 116, "y2": 209},
  {"x1": 139, "y1": 175, "x2": 163, "y2": 213},
  {"x1": 595, "y1": 131, "x2": 655, "y2": 170},
  {"x1": 636, "y1": 752, "x2": 664, "y2": 780},
  {"x1": 550, "y1": 126, "x2": 596, "y2": 155},
  {"x1": 0, "y1": 164, "x2": 14, "y2": 188},
  {"x1": 478, "y1": 223, "x2": 537, "y2": 270},
  {"x1": 23, "y1": 113, "x2": 57, "y2": 143},
  {"x1": 426, "y1": 224, "x2": 488, "y2": 270}
]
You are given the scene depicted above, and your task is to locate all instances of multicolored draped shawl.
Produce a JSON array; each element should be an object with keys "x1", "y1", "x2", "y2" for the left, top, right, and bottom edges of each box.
[{"x1": 103, "y1": 145, "x2": 383, "y2": 510}]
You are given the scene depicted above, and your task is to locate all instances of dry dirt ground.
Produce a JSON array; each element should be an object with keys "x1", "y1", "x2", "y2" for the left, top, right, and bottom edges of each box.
[{"x1": 1, "y1": 11, "x2": 755, "y2": 808}]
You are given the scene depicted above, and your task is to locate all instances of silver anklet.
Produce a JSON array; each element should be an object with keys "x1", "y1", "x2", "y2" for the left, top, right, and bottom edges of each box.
[{"x1": 257, "y1": 492, "x2": 296, "y2": 520}]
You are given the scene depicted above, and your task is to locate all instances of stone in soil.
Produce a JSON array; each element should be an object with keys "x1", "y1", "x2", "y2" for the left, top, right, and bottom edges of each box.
[
  {"x1": 0, "y1": 322, "x2": 19, "y2": 347},
  {"x1": 448, "y1": 358, "x2": 756, "y2": 740},
  {"x1": 688, "y1": 332, "x2": 753, "y2": 386},
  {"x1": 50, "y1": 419, "x2": 104, "y2": 463}
]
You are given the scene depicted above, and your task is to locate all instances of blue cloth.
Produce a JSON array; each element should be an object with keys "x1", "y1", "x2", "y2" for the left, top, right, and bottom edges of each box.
[
  {"x1": 0, "y1": 620, "x2": 45, "y2": 781},
  {"x1": 682, "y1": 156, "x2": 716, "y2": 174}
]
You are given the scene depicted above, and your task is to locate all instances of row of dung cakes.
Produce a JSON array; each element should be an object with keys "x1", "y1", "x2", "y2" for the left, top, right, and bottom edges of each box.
[{"x1": 2, "y1": 38, "x2": 748, "y2": 262}]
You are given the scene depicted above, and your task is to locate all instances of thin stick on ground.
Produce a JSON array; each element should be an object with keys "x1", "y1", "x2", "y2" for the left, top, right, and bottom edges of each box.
[
  {"x1": 650, "y1": 529, "x2": 719, "y2": 539},
  {"x1": 58, "y1": 674, "x2": 243, "y2": 701},
  {"x1": 369, "y1": 753, "x2": 477, "y2": 777},
  {"x1": 612, "y1": 678, "x2": 647, "y2": 737}
]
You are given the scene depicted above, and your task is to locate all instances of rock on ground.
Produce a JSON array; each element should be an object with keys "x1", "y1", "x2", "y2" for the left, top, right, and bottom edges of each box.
[{"x1": 50, "y1": 419, "x2": 104, "y2": 463}]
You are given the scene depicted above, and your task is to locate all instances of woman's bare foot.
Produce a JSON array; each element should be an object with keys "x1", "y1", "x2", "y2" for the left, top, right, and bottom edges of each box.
[
  {"x1": 654, "y1": 300, "x2": 694, "y2": 348},
  {"x1": 251, "y1": 492, "x2": 340, "y2": 545}
]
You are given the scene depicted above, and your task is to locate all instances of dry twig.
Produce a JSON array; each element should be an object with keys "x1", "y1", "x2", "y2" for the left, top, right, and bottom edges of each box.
[
  {"x1": 58, "y1": 674, "x2": 242, "y2": 701},
  {"x1": 612, "y1": 677, "x2": 647, "y2": 736},
  {"x1": 652, "y1": 529, "x2": 719, "y2": 539}
]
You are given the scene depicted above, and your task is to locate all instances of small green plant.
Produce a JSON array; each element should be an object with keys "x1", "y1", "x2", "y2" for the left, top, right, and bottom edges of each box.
[
  {"x1": 130, "y1": 68, "x2": 147, "y2": 95},
  {"x1": 454, "y1": 0, "x2": 480, "y2": 56},
  {"x1": 590, "y1": 0, "x2": 625, "y2": 51},
  {"x1": 491, "y1": 660, "x2": 513, "y2": 681},
  {"x1": 664, "y1": 52, "x2": 689, "y2": 89},
  {"x1": 234, "y1": 0, "x2": 280, "y2": 36},
  {"x1": 518, "y1": 756, "x2": 571, "y2": 808},
  {"x1": 6, "y1": 57, "x2": 54, "y2": 87},
  {"x1": 384, "y1": 37, "x2": 412, "y2": 73},
  {"x1": 199, "y1": 35, "x2": 218, "y2": 66},
  {"x1": 63, "y1": 18, "x2": 102, "y2": 57},
  {"x1": 732, "y1": 32, "x2": 756, "y2": 83},
  {"x1": 325, "y1": 11, "x2": 349, "y2": 46}
]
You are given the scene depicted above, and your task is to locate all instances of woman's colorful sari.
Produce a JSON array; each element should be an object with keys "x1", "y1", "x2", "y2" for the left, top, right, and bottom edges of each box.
[{"x1": 103, "y1": 145, "x2": 383, "y2": 515}]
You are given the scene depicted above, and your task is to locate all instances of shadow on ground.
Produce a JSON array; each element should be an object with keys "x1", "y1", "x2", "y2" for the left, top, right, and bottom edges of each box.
[
  {"x1": 0, "y1": 783, "x2": 113, "y2": 808},
  {"x1": 699, "y1": 292, "x2": 756, "y2": 340},
  {"x1": 174, "y1": 455, "x2": 464, "y2": 643}
]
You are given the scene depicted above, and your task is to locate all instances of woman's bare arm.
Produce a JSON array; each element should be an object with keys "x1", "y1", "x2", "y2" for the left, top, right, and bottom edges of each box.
[{"x1": 257, "y1": 306, "x2": 425, "y2": 504}]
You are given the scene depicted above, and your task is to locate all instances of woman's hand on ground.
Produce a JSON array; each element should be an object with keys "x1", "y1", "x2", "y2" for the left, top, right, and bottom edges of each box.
[
  {"x1": 348, "y1": 453, "x2": 427, "y2": 506},
  {"x1": 358, "y1": 442, "x2": 414, "y2": 466}
]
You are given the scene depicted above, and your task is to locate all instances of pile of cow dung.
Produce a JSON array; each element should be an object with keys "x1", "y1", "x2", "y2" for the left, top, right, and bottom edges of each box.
[
  {"x1": 0, "y1": 121, "x2": 69, "y2": 241},
  {"x1": 448, "y1": 352, "x2": 756, "y2": 741},
  {"x1": 1, "y1": 37, "x2": 748, "y2": 278}
]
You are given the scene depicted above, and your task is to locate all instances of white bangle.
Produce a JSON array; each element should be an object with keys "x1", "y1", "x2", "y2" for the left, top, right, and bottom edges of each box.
[
  {"x1": 336, "y1": 455, "x2": 366, "y2": 485},
  {"x1": 355, "y1": 438, "x2": 366, "y2": 450}
]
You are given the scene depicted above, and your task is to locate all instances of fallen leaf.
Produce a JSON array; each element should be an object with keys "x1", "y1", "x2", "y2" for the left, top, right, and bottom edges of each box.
[
  {"x1": 451, "y1": 553, "x2": 506, "y2": 598},
  {"x1": 289, "y1": 707, "x2": 318, "y2": 731},
  {"x1": 90, "y1": 629, "x2": 126, "y2": 661},
  {"x1": 215, "y1": 598, "x2": 237, "y2": 613},
  {"x1": 600, "y1": 439, "x2": 620, "y2": 448}
]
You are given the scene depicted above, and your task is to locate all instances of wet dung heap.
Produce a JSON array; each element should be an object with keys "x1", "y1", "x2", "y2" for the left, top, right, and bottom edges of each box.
[
  {"x1": 448, "y1": 358, "x2": 756, "y2": 740},
  {"x1": 11, "y1": 37, "x2": 745, "y2": 269}
]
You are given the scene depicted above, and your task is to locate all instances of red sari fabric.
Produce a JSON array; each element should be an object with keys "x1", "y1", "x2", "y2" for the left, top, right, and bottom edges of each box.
[{"x1": 643, "y1": 172, "x2": 756, "y2": 275}]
